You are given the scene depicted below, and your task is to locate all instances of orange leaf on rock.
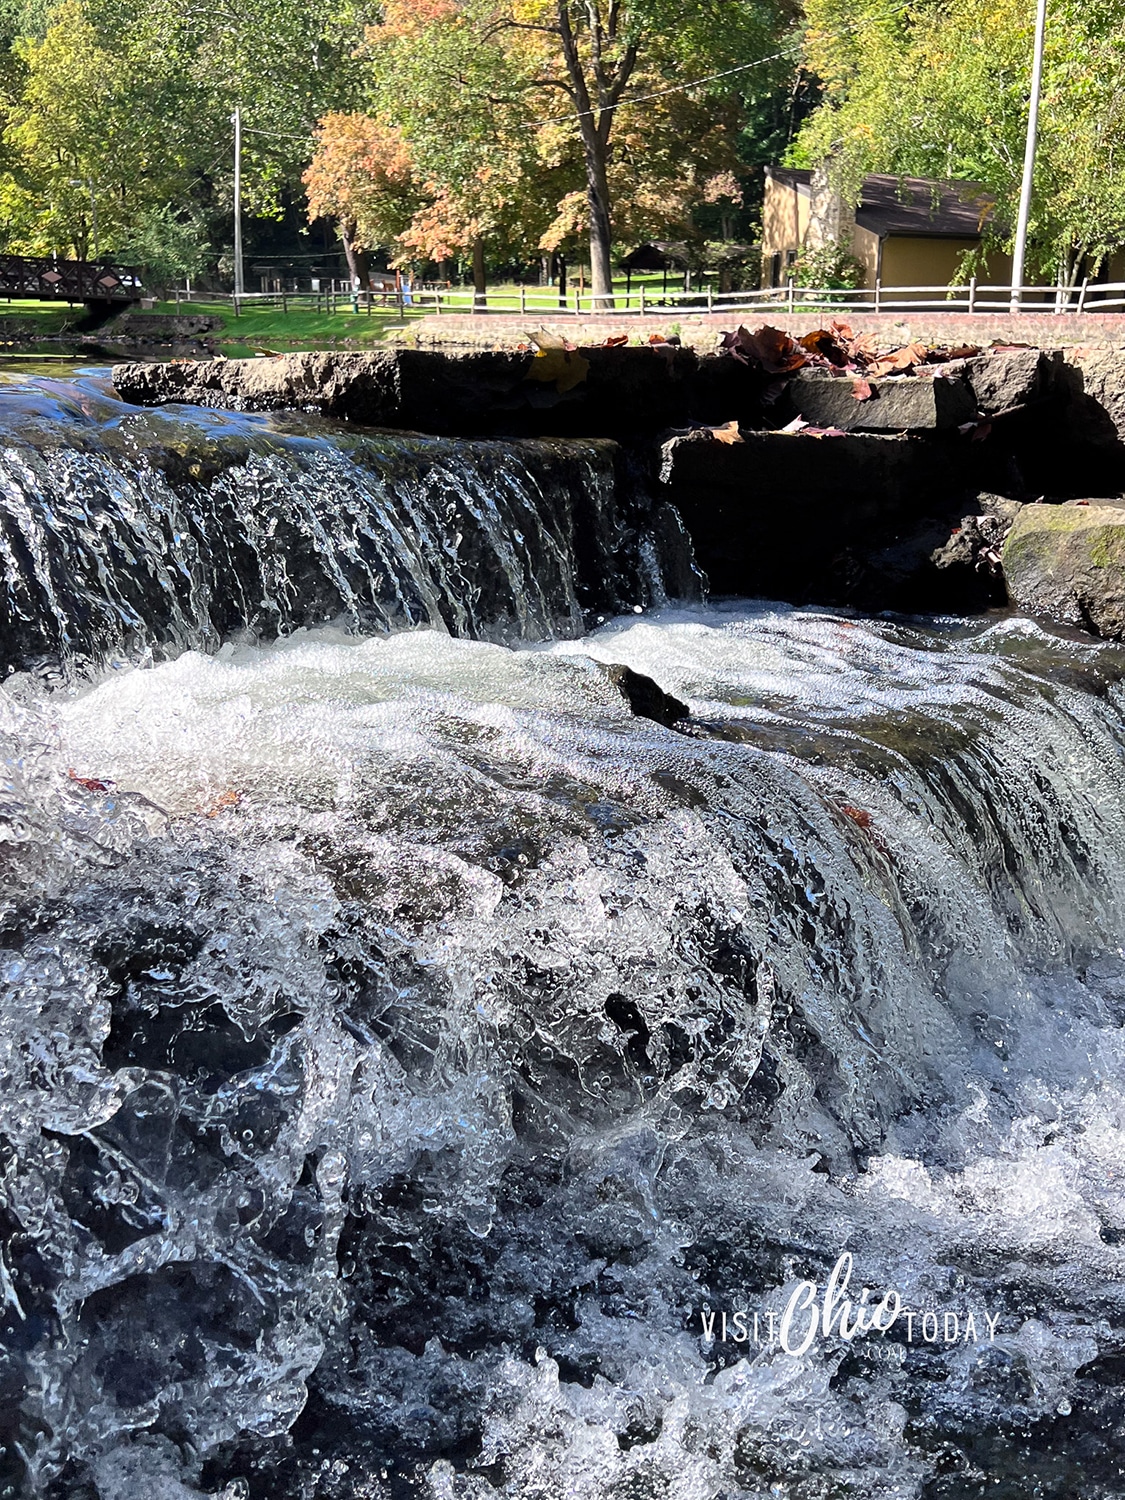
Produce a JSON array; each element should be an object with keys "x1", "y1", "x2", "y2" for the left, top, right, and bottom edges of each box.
[
  {"x1": 840, "y1": 804, "x2": 873, "y2": 828},
  {"x1": 852, "y1": 377, "x2": 874, "y2": 400},
  {"x1": 710, "y1": 420, "x2": 743, "y2": 444},
  {"x1": 204, "y1": 790, "x2": 242, "y2": 817},
  {"x1": 719, "y1": 324, "x2": 808, "y2": 373}
]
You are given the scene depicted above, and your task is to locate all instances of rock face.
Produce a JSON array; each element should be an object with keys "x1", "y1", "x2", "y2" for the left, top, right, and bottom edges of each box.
[
  {"x1": 1002, "y1": 500, "x2": 1125, "y2": 638},
  {"x1": 964, "y1": 347, "x2": 1053, "y2": 416},
  {"x1": 657, "y1": 428, "x2": 1011, "y2": 610},
  {"x1": 112, "y1": 347, "x2": 767, "y2": 439},
  {"x1": 1061, "y1": 348, "x2": 1125, "y2": 449}
]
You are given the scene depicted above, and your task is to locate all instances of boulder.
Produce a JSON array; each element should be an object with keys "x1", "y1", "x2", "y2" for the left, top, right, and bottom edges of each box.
[
  {"x1": 963, "y1": 347, "x2": 1052, "y2": 416},
  {"x1": 602, "y1": 663, "x2": 689, "y2": 728},
  {"x1": 1060, "y1": 348, "x2": 1125, "y2": 449},
  {"x1": 1002, "y1": 500, "x2": 1125, "y2": 638}
]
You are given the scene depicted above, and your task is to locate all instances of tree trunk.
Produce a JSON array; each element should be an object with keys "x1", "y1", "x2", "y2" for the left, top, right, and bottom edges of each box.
[
  {"x1": 580, "y1": 139, "x2": 614, "y2": 308},
  {"x1": 472, "y1": 236, "x2": 487, "y2": 310},
  {"x1": 340, "y1": 220, "x2": 363, "y2": 287},
  {"x1": 556, "y1": 253, "x2": 567, "y2": 307},
  {"x1": 555, "y1": 1, "x2": 636, "y2": 313}
]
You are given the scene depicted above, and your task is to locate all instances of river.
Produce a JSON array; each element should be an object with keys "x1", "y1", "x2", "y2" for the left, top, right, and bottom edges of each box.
[{"x1": 1, "y1": 367, "x2": 1123, "y2": 1499}]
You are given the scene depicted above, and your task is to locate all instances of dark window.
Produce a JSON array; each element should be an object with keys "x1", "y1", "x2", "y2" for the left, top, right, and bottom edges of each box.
[{"x1": 770, "y1": 252, "x2": 782, "y2": 287}]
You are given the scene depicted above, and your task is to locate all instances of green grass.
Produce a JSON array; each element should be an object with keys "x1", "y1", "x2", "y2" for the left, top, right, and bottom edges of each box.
[
  {"x1": 155, "y1": 297, "x2": 426, "y2": 348},
  {"x1": 0, "y1": 299, "x2": 93, "y2": 336}
]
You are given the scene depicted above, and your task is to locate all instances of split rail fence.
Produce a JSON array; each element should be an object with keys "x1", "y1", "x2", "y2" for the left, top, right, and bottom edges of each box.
[{"x1": 180, "y1": 279, "x2": 1125, "y2": 320}]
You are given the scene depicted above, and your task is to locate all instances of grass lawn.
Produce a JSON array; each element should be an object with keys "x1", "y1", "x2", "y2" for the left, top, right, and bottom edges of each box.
[
  {"x1": 0, "y1": 299, "x2": 96, "y2": 336},
  {"x1": 155, "y1": 297, "x2": 427, "y2": 348}
]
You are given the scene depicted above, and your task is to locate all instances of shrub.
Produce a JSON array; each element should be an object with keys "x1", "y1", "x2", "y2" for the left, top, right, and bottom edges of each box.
[{"x1": 794, "y1": 241, "x2": 864, "y2": 290}]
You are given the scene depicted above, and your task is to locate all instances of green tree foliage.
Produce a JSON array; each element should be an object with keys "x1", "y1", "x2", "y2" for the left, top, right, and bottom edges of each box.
[
  {"x1": 0, "y1": 0, "x2": 802, "y2": 289},
  {"x1": 364, "y1": 0, "x2": 796, "y2": 303},
  {"x1": 2, "y1": 0, "x2": 196, "y2": 257},
  {"x1": 793, "y1": 0, "x2": 1125, "y2": 282}
]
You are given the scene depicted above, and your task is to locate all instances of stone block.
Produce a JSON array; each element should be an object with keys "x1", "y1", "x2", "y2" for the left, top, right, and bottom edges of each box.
[{"x1": 1002, "y1": 499, "x2": 1125, "y2": 638}]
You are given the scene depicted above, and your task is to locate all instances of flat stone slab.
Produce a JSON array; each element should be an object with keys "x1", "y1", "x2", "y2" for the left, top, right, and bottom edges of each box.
[
  {"x1": 786, "y1": 370, "x2": 977, "y2": 431},
  {"x1": 1002, "y1": 499, "x2": 1125, "y2": 638},
  {"x1": 111, "y1": 346, "x2": 762, "y2": 439}
]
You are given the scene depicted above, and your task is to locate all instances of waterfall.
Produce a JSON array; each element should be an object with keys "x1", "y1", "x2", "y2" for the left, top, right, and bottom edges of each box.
[
  {"x1": 1, "y1": 372, "x2": 1124, "y2": 1500},
  {"x1": 0, "y1": 377, "x2": 696, "y2": 676}
]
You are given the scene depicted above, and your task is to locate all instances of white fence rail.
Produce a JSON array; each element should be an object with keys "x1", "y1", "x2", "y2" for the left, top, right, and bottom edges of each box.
[{"x1": 180, "y1": 278, "x2": 1125, "y2": 319}]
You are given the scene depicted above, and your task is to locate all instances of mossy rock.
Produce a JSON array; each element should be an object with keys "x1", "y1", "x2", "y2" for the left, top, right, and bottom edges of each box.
[{"x1": 1002, "y1": 501, "x2": 1125, "y2": 638}]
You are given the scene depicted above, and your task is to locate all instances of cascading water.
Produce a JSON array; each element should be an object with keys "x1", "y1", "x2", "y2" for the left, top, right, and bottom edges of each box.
[
  {"x1": 2, "y1": 369, "x2": 1125, "y2": 1500},
  {"x1": 0, "y1": 375, "x2": 696, "y2": 675}
]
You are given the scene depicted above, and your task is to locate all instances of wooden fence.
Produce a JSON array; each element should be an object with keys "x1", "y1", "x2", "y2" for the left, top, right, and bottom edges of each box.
[{"x1": 181, "y1": 278, "x2": 1125, "y2": 320}]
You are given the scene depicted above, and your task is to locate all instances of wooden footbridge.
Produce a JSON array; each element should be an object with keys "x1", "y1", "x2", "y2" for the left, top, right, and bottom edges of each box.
[{"x1": 0, "y1": 255, "x2": 141, "y2": 304}]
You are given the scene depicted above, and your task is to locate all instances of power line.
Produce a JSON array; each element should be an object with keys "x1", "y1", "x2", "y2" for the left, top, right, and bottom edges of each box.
[{"x1": 520, "y1": 5, "x2": 909, "y2": 130}]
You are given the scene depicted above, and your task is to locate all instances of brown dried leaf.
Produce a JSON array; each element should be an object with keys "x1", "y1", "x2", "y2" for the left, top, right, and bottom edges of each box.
[
  {"x1": 719, "y1": 324, "x2": 808, "y2": 373},
  {"x1": 852, "y1": 377, "x2": 874, "y2": 401}
]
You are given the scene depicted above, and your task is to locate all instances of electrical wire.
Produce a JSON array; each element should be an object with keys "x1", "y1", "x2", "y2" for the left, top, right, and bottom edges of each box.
[{"x1": 519, "y1": 4, "x2": 909, "y2": 130}]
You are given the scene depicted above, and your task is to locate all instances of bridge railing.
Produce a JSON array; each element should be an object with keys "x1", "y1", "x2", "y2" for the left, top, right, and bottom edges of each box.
[{"x1": 0, "y1": 255, "x2": 142, "y2": 302}]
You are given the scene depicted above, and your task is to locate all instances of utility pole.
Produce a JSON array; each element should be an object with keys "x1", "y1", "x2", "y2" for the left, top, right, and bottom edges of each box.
[
  {"x1": 1010, "y1": 0, "x2": 1047, "y2": 312},
  {"x1": 232, "y1": 106, "x2": 245, "y2": 302}
]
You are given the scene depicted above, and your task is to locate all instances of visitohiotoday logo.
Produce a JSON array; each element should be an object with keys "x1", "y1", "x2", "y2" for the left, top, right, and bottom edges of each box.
[{"x1": 698, "y1": 1252, "x2": 1001, "y2": 1356}]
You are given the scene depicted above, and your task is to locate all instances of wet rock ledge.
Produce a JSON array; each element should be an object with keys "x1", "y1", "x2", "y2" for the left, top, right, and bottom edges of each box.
[
  {"x1": 111, "y1": 346, "x2": 764, "y2": 439},
  {"x1": 113, "y1": 342, "x2": 1125, "y2": 637}
]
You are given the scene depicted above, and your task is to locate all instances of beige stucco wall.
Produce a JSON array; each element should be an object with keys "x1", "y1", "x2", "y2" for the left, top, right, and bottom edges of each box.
[
  {"x1": 761, "y1": 176, "x2": 809, "y2": 283},
  {"x1": 850, "y1": 225, "x2": 881, "y2": 289},
  {"x1": 877, "y1": 237, "x2": 1014, "y2": 298}
]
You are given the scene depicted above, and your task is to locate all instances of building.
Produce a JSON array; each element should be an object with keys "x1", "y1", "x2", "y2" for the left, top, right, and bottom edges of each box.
[{"x1": 761, "y1": 167, "x2": 1012, "y2": 295}]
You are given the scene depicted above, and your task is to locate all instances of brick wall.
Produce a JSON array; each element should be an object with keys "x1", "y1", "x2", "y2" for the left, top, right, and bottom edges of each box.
[{"x1": 396, "y1": 309, "x2": 1125, "y2": 353}]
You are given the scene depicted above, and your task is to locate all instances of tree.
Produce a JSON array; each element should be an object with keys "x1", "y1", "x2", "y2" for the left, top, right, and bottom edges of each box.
[
  {"x1": 365, "y1": 0, "x2": 793, "y2": 305},
  {"x1": 304, "y1": 112, "x2": 417, "y2": 283},
  {"x1": 792, "y1": 0, "x2": 1125, "y2": 284},
  {"x1": 3, "y1": 0, "x2": 197, "y2": 257}
]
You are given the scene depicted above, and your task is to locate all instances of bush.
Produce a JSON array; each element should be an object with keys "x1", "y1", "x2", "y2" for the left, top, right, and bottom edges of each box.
[{"x1": 794, "y1": 241, "x2": 864, "y2": 290}]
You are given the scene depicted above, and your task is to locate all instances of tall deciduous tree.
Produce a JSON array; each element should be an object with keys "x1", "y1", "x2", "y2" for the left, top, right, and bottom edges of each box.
[
  {"x1": 366, "y1": 0, "x2": 791, "y2": 305},
  {"x1": 304, "y1": 112, "x2": 417, "y2": 283}
]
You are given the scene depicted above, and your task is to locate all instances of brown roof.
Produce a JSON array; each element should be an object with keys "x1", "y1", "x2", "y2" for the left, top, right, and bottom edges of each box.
[{"x1": 768, "y1": 167, "x2": 998, "y2": 240}]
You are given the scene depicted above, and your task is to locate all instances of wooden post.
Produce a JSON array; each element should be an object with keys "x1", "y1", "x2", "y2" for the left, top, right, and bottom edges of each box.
[
  {"x1": 787, "y1": 279, "x2": 794, "y2": 316},
  {"x1": 520, "y1": 285, "x2": 526, "y2": 315},
  {"x1": 968, "y1": 275, "x2": 977, "y2": 313},
  {"x1": 1077, "y1": 277, "x2": 1089, "y2": 314},
  {"x1": 640, "y1": 284, "x2": 646, "y2": 317},
  {"x1": 282, "y1": 292, "x2": 288, "y2": 315},
  {"x1": 874, "y1": 278, "x2": 881, "y2": 312},
  {"x1": 707, "y1": 286, "x2": 713, "y2": 312}
]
